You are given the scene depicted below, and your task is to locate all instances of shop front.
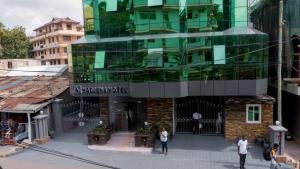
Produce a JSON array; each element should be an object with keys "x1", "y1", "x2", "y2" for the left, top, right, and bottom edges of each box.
[{"x1": 70, "y1": 83, "x2": 274, "y2": 142}]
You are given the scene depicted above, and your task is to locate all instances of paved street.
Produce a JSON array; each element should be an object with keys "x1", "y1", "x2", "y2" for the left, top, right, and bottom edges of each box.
[{"x1": 0, "y1": 130, "x2": 271, "y2": 169}]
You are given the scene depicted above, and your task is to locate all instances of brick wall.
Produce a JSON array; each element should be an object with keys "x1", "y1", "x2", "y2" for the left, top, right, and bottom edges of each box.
[
  {"x1": 147, "y1": 98, "x2": 173, "y2": 135},
  {"x1": 225, "y1": 96, "x2": 274, "y2": 142},
  {"x1": 100, "y1": 97, "x2": 110, "y2": 126}
]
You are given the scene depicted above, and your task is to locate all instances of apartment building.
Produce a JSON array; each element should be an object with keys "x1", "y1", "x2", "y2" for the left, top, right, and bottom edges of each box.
[{"x1": 30, "y1": 17, "x2": 84, "y2": 65}]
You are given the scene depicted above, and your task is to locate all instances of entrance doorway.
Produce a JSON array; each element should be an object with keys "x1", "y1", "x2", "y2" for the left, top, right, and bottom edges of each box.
[
  {"x1": 109, "y1": 97, "x2": 146, "y2": 132},
  {"x1": 175, "y1": 96, "x2": 225, "y2": 135}
]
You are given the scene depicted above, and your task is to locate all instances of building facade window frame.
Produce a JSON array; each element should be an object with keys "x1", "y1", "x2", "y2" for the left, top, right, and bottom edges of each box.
[
  {"x1": 67, "y1": 24, "x2": 72, "y2": 30},
  {"x1": 246, "y1": 104, "x2": 262, "y2": 124},
  {"x1": 7, "y1": 62, "x2": 12, "y2": 69},
  {"x1": 63, "y1": 35, "x2": 71, "y2": 41}
]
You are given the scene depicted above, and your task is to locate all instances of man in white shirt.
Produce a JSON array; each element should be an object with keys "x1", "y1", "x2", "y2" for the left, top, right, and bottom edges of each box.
[
  {"x1": 238, "y1": 136, "x2": 248, "y2": 169},
  {"x1": 192, "y1": 111, "x2": 201, "y2": 134}
]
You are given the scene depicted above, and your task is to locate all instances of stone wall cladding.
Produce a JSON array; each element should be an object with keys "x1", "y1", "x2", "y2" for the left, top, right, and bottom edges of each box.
[
  {"x1": 100, "y1": 97, "x2": 110, "y2": 126},
  {"x1": 147, "y1": 98, "x2": 173, "y2": 135},
  {"x1": 225, "y1": 96, "x2": 274, "y2": 142}
]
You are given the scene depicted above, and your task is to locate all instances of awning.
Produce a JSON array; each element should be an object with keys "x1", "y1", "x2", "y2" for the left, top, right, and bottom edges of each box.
[{"x1": 0, "y1": 98, "x2": 53, "y2": 114}]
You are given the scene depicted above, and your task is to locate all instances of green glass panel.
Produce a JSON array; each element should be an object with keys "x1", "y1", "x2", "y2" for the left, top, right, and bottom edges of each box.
[
  {"x1": 214, "y1": 0, "x2": 223, "y2": 12},
  {"x1": 235, "y1": 7, "x2": 247, "y2": 27},
  {"x1": 213, "y1": 45, "x2": 226, "y2": 64},
  {"x1": 179, "y1": 0, "x2": 186, "y2": 13},
  {"x1": 95, "y1": 51, "x2": 105, "y2": 68},
  {"x1": 83, "y1": 0, "x2": 100, "y2": 34},
  {"x1": 235, "y1": 0, "x2": 247, "y2": 7},
  {"x1": 148, "y1": 0, "x2": 162, "y2": 6},
  {"x1": 100, "y1": 0, "x2": 117, "y2": 12},
  {"x1": 144, "y1": 48, "x2": 163, "y2": 67}
]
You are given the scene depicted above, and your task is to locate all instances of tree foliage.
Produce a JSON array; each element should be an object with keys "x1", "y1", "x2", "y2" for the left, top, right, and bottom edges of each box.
[
  {"x1": 0, "y1": 25, "x2": 31, "y2": 59},
  {"x1": 0, "y1": 22, "x2": 4, "y2": 57}
]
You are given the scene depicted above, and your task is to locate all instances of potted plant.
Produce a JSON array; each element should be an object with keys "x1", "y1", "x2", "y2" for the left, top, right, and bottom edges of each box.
[
  {"x1": 134, "y1": 123, "x2": 153, "y2": 147},
  {"x1": 87, "y1": 123, "x2": 111, "y2": 145}
]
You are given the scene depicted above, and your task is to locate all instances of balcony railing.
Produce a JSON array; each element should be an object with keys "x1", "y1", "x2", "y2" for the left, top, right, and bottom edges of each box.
[{"x1": 186, "y1": 0, "x2": 213, "y2": 6}]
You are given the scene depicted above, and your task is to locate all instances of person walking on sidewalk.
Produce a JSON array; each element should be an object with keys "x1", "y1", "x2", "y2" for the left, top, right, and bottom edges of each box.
[
  {"x1": 238, "y1": 136, "x2": 248, "y2": 169},
  {"x1": 160, "y1": 128, "x2": 168, "y2": 155},
  {"x1": 270, "y1": 143, "x2": 281, "y2": 169}
]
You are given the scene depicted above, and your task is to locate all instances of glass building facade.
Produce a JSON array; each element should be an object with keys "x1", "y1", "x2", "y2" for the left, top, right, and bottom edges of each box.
[{"x1": 70, "y1": 0, "x2": 268, "y2": 86}]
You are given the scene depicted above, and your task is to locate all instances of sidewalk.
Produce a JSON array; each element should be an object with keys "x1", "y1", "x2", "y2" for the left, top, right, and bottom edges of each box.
[
  {"x1": 88, "y1": 132, "x2": 152, "y2": 154},
  {"x1": 285, "y1": 140, "x2": 300, "y2": 168},
  {"x1": 0, "y1": 145, "x2": 23, "y2": 158}
]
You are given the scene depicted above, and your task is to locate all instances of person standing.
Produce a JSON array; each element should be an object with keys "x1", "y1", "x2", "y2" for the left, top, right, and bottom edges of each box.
[
  {"x1": 127, "y1": 109, "x2": 133, "y2": 131},
  {"x1": 270, "y1": 143, "x2": 281, "y2": 169},
  {"x1": 160, "y1": 128, "x2": 168, "y2": 155},
  {"x1": 192, "y1": 111, "x2": 200, "y2": 134},
  {"x1": 215, "y1": 111, "x2": 222, "y2": 133},
  {"x1": 237, "y1": 136, "x2": 248, "y2": 169}
]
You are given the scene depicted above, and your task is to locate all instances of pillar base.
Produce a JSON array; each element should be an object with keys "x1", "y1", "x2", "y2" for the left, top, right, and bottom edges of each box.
[{"x1": 34, "y1": 137, "x2": 50, "y2": 144}]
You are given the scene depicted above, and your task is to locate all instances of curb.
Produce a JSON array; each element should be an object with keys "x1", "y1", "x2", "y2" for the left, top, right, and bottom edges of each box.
[{"x1": 0, "y1": 146, "x2": 28, "y2": 158}]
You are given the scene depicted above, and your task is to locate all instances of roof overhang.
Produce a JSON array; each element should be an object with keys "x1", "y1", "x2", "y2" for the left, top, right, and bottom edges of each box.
[{"x1": 0, "y1": 99, "x2": 53, "y2": 114}]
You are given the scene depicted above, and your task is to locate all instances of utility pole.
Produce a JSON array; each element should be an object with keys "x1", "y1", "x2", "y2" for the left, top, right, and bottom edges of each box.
[{"x1": 278, "y1": 0, "x2": 283, "y2": 123}]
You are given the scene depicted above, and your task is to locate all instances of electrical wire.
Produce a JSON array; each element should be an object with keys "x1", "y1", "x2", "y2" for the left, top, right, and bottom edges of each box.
[{"x1": 20, "y1": 143, "x2": 120, "y2": 169}]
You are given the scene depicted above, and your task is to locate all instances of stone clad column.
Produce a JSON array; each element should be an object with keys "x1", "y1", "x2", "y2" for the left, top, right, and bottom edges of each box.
[
  {"x1": 27, "y1": 113, "x2": 32, "y2": 142},
  {"x1": 100, "y1": 97, "x2": 110, "y2": 126},
  {"x1": 52, "y1": 98, "x2": 63, "y2": 134},
  {"x1": 147, "y1": 98, "x2": 173, "y2": 135},
  {"x1": 33, "y1": 114, "x2": 50, "y2": 144}
]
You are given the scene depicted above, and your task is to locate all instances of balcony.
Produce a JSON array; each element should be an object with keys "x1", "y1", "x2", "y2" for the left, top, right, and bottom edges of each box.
[
  {"x1": 135, "y1": 21, "x2": 180, "y2": 34},
  {"x1": 133, "y1": 0, "x2": 148, "y2": 8},
  {"x1": 186, "y1": 0, "x2": 214, "y2": 7},
  {"x1": 187, "y1": 19, "x2": 217, "y2": 32},
  {"x1": 163, "y1": 0, "x2": 179, "y2": 9},
  {"x1": 133, "y1": 0, "x2": 179, "y2": 9}
]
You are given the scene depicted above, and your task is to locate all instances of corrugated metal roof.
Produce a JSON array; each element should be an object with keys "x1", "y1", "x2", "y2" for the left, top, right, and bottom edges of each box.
[
  {"x1": 0, "y1": 76, "x2": 69, "y2": 113},
  {"x1": 0, "y1": 65, "x2": 68, "y2": 77}
]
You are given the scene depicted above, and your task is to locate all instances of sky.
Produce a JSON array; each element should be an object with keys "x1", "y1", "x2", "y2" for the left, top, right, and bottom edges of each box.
[{"x1": 0, "y1": 0, "x2": 83, "y2": 36}]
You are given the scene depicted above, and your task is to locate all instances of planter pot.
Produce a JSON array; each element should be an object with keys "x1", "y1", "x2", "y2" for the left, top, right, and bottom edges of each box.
[
  {"x1": 87, "y1": 131, "x2": 111, "y2": 145},
  {"x1": 134, "y1": 133, "x2": 154, "y2": 147}
]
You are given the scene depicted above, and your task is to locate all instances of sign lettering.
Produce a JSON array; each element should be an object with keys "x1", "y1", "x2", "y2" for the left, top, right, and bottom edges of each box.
[{"x1": 73, "y1": 85, "x2": 129, "y2": 96}]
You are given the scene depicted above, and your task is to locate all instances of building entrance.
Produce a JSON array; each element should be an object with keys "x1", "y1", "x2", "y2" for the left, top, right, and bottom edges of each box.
[
  {"x1": 109, "y1": 97, "x2": 146, "y2": 132},
  {"x1": 175, "y1": 97, "x2": 224, "y2": 135}
]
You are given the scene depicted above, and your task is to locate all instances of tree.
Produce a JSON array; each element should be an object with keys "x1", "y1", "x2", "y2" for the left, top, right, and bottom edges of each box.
[
  {"x1": 0, "y1": 26, "x2": 31, "y2": 59},
  {"x1": 0, "y1": 22, "x2": 5, "y2": 57}
]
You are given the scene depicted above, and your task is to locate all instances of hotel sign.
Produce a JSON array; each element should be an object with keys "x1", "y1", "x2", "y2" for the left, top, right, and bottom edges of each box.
[{"x1": 72, "y1": 84, "x2": 129, "y2": 96}]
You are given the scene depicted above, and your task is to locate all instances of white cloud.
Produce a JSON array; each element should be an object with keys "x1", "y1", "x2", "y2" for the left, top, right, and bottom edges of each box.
[{"x1": 0, "y1": 0, "x2": 83, "y2": 35}]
